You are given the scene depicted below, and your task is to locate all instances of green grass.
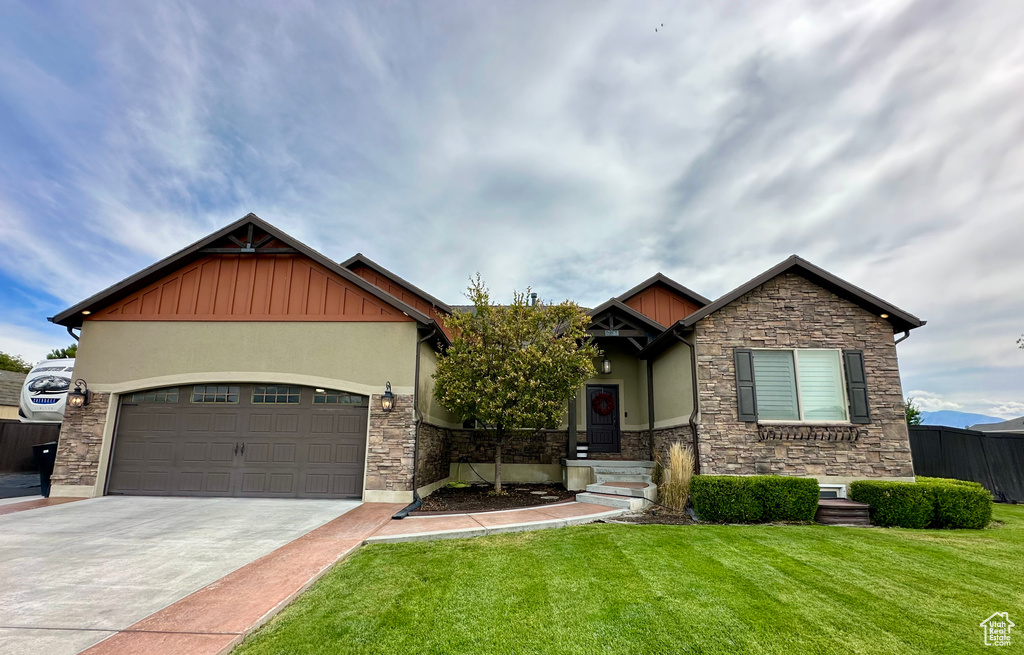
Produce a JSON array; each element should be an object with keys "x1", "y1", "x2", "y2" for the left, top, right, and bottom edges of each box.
[{"x1": 235, "y1": 505, "x2": 1024, "y2": 655}]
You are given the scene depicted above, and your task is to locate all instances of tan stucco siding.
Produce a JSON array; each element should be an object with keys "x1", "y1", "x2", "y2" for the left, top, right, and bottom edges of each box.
[
  {"x1": 418, "y1": 342, "x2": 460, "y2": 427},
  {"x1": 651, "y1": 340, "x2": 694, "y2": 428},
  {"x1": 74, "y1": 321, "x2": 419, "y2": 396},
  {"x1": 0, "y1": 405, "x2": 19, "y2": 420}
]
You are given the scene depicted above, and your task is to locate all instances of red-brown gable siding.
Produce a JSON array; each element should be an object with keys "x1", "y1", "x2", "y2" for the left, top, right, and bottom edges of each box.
[
  {"x1": 90, "y1": 254, "x2": 412, "y2": 322},
  {"x1": 350, "y1": 264, "x2": 450, "y2": 334},
  {"x1": 623, "y1": 284, "x2": 700, "y2": 326}
]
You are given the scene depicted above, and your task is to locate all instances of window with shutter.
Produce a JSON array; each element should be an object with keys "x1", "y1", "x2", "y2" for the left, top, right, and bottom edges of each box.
[
  {"x1": 751, "y1": 350, "x2": 799, "y2": 420},
  {"x1": 796, "y1": 350, "x2": 846, "y2": 421},
  {"x1": 742, "y1": 348, "x2": 857, "y2": 423},
  {"x1": 843, "y1": 350, "x2": 871, "y2": 423}
]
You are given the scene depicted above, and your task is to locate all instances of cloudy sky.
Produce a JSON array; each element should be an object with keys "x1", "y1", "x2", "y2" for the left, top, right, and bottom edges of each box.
[{"x1": 1, "y1": 1, "x2": 1022, "y2": 417}]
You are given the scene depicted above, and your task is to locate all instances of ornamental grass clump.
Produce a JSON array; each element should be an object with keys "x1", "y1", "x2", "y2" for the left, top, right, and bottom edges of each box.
[{"x1": 659, "y1": 442, "x2": 695, "y2": 511}]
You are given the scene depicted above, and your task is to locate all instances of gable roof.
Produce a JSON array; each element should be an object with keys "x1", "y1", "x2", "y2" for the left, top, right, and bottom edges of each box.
[
  {"x1": 615, "y1": 272, "x2": 711, "y2": 307},
  {"x1": 680, "y1": 255, "x2": 924, "y2": 332},
  {"x1": 639, "y1": 255, "x2": 925, "y2": 358},
  {"x1": 0, "y1": 370, "x2": 26, "y2": 406},
  {"x1": 588, "y1": 298, "x2": 667, "y2": 333},
  {"x1": 340, "y1": 253, "x2": 452, "y2": 313},
  {"x1": 50, "y1": 214, "x2": 439, "y2": 331}
]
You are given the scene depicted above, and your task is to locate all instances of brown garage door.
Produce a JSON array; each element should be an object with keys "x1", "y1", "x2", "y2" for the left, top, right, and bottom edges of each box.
[{"x1": 107, "y1": 384, "x2": 367, "y2": 498}]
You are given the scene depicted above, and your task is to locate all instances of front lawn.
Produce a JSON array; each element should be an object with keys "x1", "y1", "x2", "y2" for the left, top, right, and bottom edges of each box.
[{"x1": 235, "y1": 505, "x2": 1024, "y2": 654}]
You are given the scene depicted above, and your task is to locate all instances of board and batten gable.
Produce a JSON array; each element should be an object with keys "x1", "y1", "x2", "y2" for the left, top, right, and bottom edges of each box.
[
  {"x1": 622, "y1": 284, "x2": 701, "y2": 327},
  {"x1": 92, "y1": 254, "x2": 414, "y2": 322},
  {"x1": 692, "y1": 272, "x2": 914, "y2": 484}
]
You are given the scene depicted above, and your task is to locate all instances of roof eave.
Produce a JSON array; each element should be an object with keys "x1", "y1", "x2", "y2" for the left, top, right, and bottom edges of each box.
[{"x1": 340, "y1": 253, "x2": 452, "y2": 313}]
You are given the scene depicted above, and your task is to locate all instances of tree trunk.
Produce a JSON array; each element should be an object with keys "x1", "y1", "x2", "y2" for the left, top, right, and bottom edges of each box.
[{"x1": 494, "y1": 431, "x2": 504, "y2": 493}]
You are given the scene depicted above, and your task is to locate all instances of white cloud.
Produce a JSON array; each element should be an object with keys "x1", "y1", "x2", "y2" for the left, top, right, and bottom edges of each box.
[
  {"x1": 906, "y1": 390, "x2": 963, "y2": 413},
  {"x1": 0, "y1": 322, "x2": 68, "y2": 365}
]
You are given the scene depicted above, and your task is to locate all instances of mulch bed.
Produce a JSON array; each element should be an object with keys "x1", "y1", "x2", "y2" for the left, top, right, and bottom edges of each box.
[
  {"x1": 414, "y1": 483, "x2": 576, "y2": 514},
  {"x1": 609, "y1": 507, "x2": 695, "y2": 525}
]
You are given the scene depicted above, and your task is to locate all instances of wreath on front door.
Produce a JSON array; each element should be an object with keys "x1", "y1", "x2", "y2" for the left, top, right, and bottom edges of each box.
[{"x1": 591, "y1": 391, "x2": 615, "y2": 417}]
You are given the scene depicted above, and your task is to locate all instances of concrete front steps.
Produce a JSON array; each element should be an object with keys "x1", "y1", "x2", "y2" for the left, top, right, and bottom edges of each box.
[{"x1": 575, "y1": 461, "x2": 657, "y2": 511}]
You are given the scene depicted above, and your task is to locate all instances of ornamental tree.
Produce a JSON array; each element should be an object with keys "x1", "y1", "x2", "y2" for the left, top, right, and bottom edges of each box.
[{"x1": 434, "y1": 275, "x2": 598, "y2": 493}]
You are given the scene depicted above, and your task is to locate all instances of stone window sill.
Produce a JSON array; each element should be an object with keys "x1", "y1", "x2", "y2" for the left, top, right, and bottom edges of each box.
[{"x1": 757, "y1": 424, "x2": 865, "y2": 442}]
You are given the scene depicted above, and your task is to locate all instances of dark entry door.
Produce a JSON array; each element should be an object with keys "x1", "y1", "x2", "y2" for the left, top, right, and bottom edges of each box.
[
  {"x1": 586, "y1": 385, "x2": 620, "y2": 453},
  {"x1": 107, "y1": 384, "x2": 367, "y2": 498}
]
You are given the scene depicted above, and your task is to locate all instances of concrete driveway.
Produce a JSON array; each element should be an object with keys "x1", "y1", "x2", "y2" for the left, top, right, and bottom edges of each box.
[{"x1": 0, "y1": 495, "x2": 361, "y2": 655}]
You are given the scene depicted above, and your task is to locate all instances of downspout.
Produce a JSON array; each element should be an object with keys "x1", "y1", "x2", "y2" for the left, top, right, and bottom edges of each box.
[
  {"x1": 67, "y1": 326, "x2": 80, "y2": 342},
  {"x1": 894, "y1": 330, "x2": 911, "y2": 345},
  {"x1": 646, "y1": 360, "x2": 655, "y2": 459},
  {"x1": 393, "y1": 326, "x2": 438, "y2": 519},
  {"x1": 673, "y1": 329, "x2": 702, "y2": 475}
]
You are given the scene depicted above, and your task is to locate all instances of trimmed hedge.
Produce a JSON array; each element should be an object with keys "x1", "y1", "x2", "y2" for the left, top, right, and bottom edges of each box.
[
  {"x1": 848, "y1": 481, "x2": 933, "y2": 528},
  {"x1": 850, "y1": 477, "x2": 993, "y2": 529},
  {"x1": 754, "y1": 476, "x2": 822, "y2": 522},
  {"x1": 691, "y1": 475, "x2": 819, "y2": 523},
  {"x1": 918, "y1": 477, "x2": 993, "y2": 529}
]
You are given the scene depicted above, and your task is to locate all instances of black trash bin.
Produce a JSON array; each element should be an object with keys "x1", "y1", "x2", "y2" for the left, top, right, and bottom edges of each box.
[{"x1": 33, "y1": 441, "x2": 58, "y2": 498}]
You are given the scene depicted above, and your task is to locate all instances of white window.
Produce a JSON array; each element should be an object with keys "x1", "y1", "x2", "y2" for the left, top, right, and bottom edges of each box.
[{"x1": 751, "y1": 349, "x2": 848, "y2": 422}]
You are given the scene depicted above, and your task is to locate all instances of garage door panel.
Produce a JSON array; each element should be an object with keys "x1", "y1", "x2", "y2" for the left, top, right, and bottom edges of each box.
[
  {"x1": 153, "y1": 413, "x2": 177, "y2": 431},
  {"x1": 305, "y1": 474, "x2": 330, "y2": 494},
  {"x1": 272, "y1": 443, "x2": 296, "y2": 463},
  {"x1": 337, "y1": 415, "x2": 363, "y2": 433},
  {"x1": 203, "y1": 472, "x2": 232, "y2": 494},
  {"x1": 147, "y1": 442, "x2": 173, "y2": 462},
  {"x1": 274, "y1": 414, "x2": 299, "y2": 432},
  {"x1": 330, "y1": 475, "x2": 358, "y2": 496},
  {"x1": 109, "y1": 384, "x2": 367, "y2": 498},
  {"x1": 187, "y1": 414, "x2": 212, "y2": 431},
  {"x1": 214, "y1": 414, "x2": 237, "y2": 432},
  {"x1": 310, "y1": 415, "x2": 333, "y2": 433},
  {"x1": 336, "y1": 444, "x2": 362, "y2": 465}
]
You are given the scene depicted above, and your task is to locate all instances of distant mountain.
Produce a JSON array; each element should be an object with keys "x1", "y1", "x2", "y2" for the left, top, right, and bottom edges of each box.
[{"x1": 919, "y1": 411, "x2": 1003, "y2": 429}]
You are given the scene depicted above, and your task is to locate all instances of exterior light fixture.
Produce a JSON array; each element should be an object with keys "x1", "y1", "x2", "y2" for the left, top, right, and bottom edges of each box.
[
  {"x1": 67, "y1": 379, "x2": 90, "y2": 408},
  {"x1": 81, "y1": 310, "x2": 91, "y2": 315},
  {"x1": 380, "y1": 381, "x2": 395, "y2": 413},
  {"x1": 600, "y1": 356, "x2": 612, "y2": 375},
  {"x1": 880, "y1": 313, "x2": 889, "y2": 319}
]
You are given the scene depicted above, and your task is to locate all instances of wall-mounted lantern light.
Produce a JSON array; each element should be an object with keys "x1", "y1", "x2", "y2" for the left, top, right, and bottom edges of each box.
[
  {"x1": 380, "y1": 381, "x2": 395, "y2": 413},
  {"x1": 600, "y1": 356, "x2": 612, "y2": 375},
  {"x1": 67, "y1": 379, "x2": 91, "y2": 408}
]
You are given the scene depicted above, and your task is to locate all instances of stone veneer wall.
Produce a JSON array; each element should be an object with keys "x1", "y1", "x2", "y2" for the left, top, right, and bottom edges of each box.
[
  {"x1": 416, "y1": 423, "x2": 452, "y2": 488},
  {"x1": 693, "y1": 273, "x2": 914, "y2": 479},
  {"x1": 364, "y1": 393, "x2": 416, "y2": 493},
  {"x1": 446, "y1": 427, "x2": 655, "y2": 466},
  {"x1": 582, "y1": 430, "x2": 650, "y2": 461},
  {"x1": 650, "y1": 425, "x2": 695, "y2": 466},
  {"x1": 49, "y1": 392, "x2": 110, "y2": 488},
  {"x1": 449, "y1": 428, "x2": 566, "y2": 465}
]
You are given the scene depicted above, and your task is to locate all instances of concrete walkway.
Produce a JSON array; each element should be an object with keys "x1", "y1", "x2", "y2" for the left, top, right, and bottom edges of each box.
[
  {"x1": 0, "y1": 496, "x2": 369, "y2": 655},
  {"x1": 367, "y1": 501, "x2": 625, "y2": 543}
]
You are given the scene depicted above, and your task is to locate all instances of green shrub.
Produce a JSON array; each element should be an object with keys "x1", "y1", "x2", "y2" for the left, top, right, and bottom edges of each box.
[
  {"x1": 850, "y1": 481, "x2": 933, "y2": 528},
  {"x1": 753, "y1": 476, "x2": 820, "y2": 522},
  {"x1": 851, "y1": 478, "x2": 993, "y2": 530},
  {"x1": 691, "y1": 475, "x2": 819, "y2": 523},
  {"x1": 917, "y1": 477, "x2": 993, "y2": 529},
  {"x1": 691, "y1": 476, "x2": 762, "y2": 523}
]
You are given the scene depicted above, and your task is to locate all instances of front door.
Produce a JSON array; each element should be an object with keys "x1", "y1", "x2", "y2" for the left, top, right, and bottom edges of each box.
[{"x1": 586, "y1": 384, "x2": 620, "y2": 453}]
